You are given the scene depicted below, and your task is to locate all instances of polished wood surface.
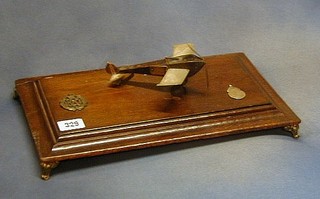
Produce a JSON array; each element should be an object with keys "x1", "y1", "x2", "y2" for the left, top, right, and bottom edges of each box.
[{"x1": 15, "y1": 53, "x2": 300, "y2": 179}]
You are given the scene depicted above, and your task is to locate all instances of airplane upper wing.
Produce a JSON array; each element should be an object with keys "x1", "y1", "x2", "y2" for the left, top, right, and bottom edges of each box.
[
  {"x1": 172, "y1": 43, "x2": 201, "y2": 58},
  {"x1": 157, "y1": 68, "x2": 190, "y2": 86}
]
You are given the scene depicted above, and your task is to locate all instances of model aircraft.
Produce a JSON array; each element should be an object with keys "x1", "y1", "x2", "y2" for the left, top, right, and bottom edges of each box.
[{"x1": 105, "y1": 43, "x2": 206, "y2": 96}]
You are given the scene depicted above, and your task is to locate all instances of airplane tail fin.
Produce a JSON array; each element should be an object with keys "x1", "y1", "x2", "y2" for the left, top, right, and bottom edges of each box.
[
  {"x1": 105, "y1": 62, "x2": 134, "y2": 86},
  {"x1": 105, "y1": 62, "x2": 119, "y2": 75}
]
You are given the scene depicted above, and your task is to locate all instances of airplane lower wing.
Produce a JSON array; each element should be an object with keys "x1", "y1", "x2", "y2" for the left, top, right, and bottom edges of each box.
[{"x1": 157, "y1": 68, "x2": 190, "y2": 86}]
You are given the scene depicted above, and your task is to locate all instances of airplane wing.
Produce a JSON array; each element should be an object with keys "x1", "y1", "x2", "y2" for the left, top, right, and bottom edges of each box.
[{"x1": 157, "y1": 68, "x2": 190, "y2": 86}]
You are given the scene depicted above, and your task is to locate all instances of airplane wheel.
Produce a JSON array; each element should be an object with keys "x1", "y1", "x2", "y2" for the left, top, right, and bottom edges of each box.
[{"x1": 171, "y1": 86, "x2": 186, "y2": 97}]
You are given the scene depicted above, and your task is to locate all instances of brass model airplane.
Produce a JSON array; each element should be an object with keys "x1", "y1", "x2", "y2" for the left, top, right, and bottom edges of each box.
[{"x1": 105, "y1": 43, "x2": 205, "y2": 96}]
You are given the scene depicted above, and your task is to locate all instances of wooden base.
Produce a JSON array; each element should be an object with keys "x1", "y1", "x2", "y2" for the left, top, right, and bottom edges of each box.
[{"x1": 15, "y1": 53, "x2": 300, "y2": 180}]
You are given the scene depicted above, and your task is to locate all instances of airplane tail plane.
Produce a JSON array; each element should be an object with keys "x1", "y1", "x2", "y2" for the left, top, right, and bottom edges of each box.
[{"x1": 105, "y1": 62, "x2": 134, "y2": 86}]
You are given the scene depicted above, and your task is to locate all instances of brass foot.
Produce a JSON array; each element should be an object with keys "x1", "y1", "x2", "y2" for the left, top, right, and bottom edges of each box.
[
  {"x1": 284, "y1": 125, "x2": 300, "y2": 138},
  {"x1": 40, "y1": 162, "x2": 59, "y2": 180}
]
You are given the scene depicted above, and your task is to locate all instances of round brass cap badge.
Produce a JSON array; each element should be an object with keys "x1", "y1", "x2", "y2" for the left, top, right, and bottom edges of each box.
[{"x1": 60, "y1": 94, "x2": 87, "y2": 111}]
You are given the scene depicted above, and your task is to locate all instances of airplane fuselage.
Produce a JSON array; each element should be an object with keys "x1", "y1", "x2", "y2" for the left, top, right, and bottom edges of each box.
[{"x1": 116, "y1": 55, "x2": 205, "y2": 78}]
